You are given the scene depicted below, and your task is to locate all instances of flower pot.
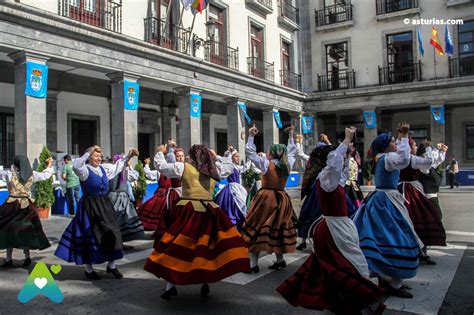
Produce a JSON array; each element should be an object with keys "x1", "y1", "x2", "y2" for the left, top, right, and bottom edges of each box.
[{"x1": 37, "y1": 207, "x2": 50, "y2": 219}]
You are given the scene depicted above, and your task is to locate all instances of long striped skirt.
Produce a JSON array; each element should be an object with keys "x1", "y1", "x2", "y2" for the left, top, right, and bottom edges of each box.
[{"x1": 143, "y1": 201, "x2": 250, "y2": 285}]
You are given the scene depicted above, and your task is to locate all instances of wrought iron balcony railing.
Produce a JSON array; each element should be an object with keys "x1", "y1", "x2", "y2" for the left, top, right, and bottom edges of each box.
[
  {"x1": 144, "y1": 17, "x2": 190, "y2": 54},
  {"x1": 280, "y1": 70, "x2": 302, "y2": 91},
  {"x1": 315, "y1": 3, "x2": 353, "y2": 27},
  {"x1": 317, "y1": 70, "x2": 355, "y2": 91},
  {"x1": 247, "y1": 57, "x2": 274, "y2": 82},
  {"x1": 58, "y1": 0, "x2": 122, "y2": 33},
  {"x1": 204, "y1": 40, "x2": 239, "y2": 71},
  {"x1": 378, "y1": 61, "x2": 422, "y2": 85},
  {"x1": 376, "y1": 0, "x2": 418, "y2": 15},
  {"x1": 449, "y1": 57, "x2": 474, "y2": 77}
]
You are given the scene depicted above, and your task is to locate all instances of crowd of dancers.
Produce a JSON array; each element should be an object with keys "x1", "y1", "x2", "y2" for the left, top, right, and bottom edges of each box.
[{"x1": 0, "y1": 121, "x2": 449, "y2": 314}]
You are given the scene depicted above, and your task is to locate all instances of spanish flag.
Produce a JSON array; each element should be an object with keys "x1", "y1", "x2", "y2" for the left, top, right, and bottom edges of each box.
[
  {"x1": 430, "y1": 26, "x2": 444, "y2": 56},
  {"x1": 191, "y1": 0, "x2": 209, "y2": 13}
]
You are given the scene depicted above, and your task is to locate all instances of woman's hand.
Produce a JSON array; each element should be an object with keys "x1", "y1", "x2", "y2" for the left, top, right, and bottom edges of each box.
[{"x1": 249, "y1": 124, "x2": 259, "y2": 137}]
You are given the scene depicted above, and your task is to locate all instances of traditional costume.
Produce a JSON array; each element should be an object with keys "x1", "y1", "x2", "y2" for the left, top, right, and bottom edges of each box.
[
  {"x1": 277, "y1": 142, "x2": 385, "y2": 313},
  {"x1": 419, "y1": 148, "x2": 446, "y2": 224},
  {"x1": 137, "y1": 149, "x2": 182, "y2": 231},
  {"x1": 345, "y1": 147, "x2": 364, "y2": 208},
  {"x1": 107, "y1": 155, "x2": 145, "y2": 242},
  {"x1": 144, "y1": 145, "x2": 250, "y2": 299},
  {"x1": 55, "y1": 151, "x2": 130, "y2": 279},
  {"x1": 0, "y1": 156, "x2": 53, "y2": 267},
  {"x1": 242, "y1": 137, "x2": 297, "y2": 271},
  {"x1": 353, "y1": 134, "x2": 422, "y2": 297}
]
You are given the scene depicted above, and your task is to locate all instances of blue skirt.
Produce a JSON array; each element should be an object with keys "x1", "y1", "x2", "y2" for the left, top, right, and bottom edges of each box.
[
  {"x1": 353, "y1": 191, "x2": 420, "y2": 279},
  {"x1": 55, "y1": 195, "x2": 123, "y2": 265},
  {"x1": 215, "y1": 186, "x2": 245, "y2": 230}
]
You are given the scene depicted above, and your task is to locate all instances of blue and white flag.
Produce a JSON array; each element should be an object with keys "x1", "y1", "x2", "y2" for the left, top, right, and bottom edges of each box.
[
  {"x1": 301, "y1": 116, "x2": 314, "y2": 134},
  {"x1": 417, "y1": 27, "x2": 425, "y2": 57},
  {"x1": 190, "y1": 93, "x2": 201, "y2": 118},
  {"x1": 25, "y1": 62, "x2": 48, "y2": 98},
  {"x1": 238, "y1": 102, "x2": 252, "y2": 125},
  {"x1": 431, "y1": 105, "x2": 445, "y2": 124},
  {"x1": 273, "y1": 110, "x2": 282, "y2": 129},
  {"x1": 363, "y1": 111, "x2": 377, "y2": 129},
  {"x1": 123, "y1": 81, "x2": 139, "y2": 110},
  {"x1": 445, "y1": 24, "x2": 454, "y2": 56},
  {"x1": 181, "y1": 0, "x2": 193, "y2": 10}
]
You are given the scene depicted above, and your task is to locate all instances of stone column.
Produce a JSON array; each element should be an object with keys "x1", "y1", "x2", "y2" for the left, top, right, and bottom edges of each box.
[
  {"x1": 289, "y1": 112, "x2": 302, "y2": 134},
  {"x1": 304, "y1": 111, "x2": 319, "y2": 152},
  {"x1": 226, "y1": 98, "x2": 247, "y2": 160},
  {"x1": 263, "y1": 108, "x2": 280, "y2": 150},
  {"x1": 175, "y1": 87, "x2": 202, "y2": 150},
  {"x1": 8, "y1": 51, "x2": 49, "y2": 165},
  {"x1": 363, "y1": 107, "x2": 378, "y2": 184},
  {"x1": 430, "y1": 104, "x2": 446, "y2": 146},
  {"x1": 201, "y1": 113, "x2": 211, "y2": 148},
  {"x1": 46, "y1": 90, "x2": 60, "y2": 153},
  {"x1": 161, "y1": 106, "x2": 178, "y2": 144},
  {"x1": 107, "y1": 71, "x2": 139, "y2": 154}
]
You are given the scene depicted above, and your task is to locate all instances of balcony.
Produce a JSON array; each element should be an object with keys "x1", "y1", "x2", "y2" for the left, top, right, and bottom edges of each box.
[
  {"x1": 378, "y1": 61, "x2": 422, "y2": 85},
  {"x1": 246, "y1": 0, "x2": 273, "y2": 15},
  {"x1": 247, "y1": 57, "x2": 274, "y2": 82},
  {"x1": 375, "y1": 0, "x2": 419, "y2": 21},
  {"x1": 449, "y1": 57, "x2": 474, "y2": 77},
  {"x1": 58, "y1": 0, "x2": 122, "y2": 33},
  {"x1": 144, "y1": 17, "x2": 190, "y2": 54},
  {"x1": 317, "y1": 70, "x2": 355, "y2": 91},
  {"x1": 277, "y1": 0, "x2": 300, "y2": 32},
  {"x1": 204, "y1": 40, "x2": 239, "y2": 71},
  {"x1": 315, "y1": 3, "x2": 354, "y2": 32},
  {"x1": 280, "y1": 70, "x2": 302, "y2": 91}
]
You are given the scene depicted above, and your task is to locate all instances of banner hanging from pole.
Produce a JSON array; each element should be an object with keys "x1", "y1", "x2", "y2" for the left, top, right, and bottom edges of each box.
[
  {"x1": 190, "y1": 93, "x2": 202, "y2": 118},
  {"x1": 273, "y1": 110, "x2": 282, "y2": 129},
  {"x1": 238, "y1": 102, "x2": 252, "y2": 125},
  {"x1": 301, "y1": 116, "x2": 314, "y2": 134},
  {"x1": 123, "y1": 81, "x2": 140, "y2": 110},
  {"x1": 430, "y1": 105, "x2": 445, "y2": 124},
  {"x1": 25, "y1": 62, "x2": 48, "y2": 98},
  {"x1": 363, "y1": 111, "x2": 377, "y2": 129}
]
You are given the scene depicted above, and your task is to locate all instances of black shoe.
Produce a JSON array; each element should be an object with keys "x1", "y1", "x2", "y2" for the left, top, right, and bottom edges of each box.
[
  {"x1": 2, "y1": 259, "x2": 13, "y2": 268},
  {"x1": 377, "y1": 276, "x2": 411, "y2": 290},
  {"x1": 106, "y1": 267, "x2": 123, "y2": 279},
  {"x1": 161, "y1": 286, "x2": 178, "y2": 300},
  {"x1": 22, "y1": 258, "x2": 31, "y2": 267},
  {"x1": 84, "y1": 270, "x2": 102, "y2": 280},
  {"x1": 388, "y1": 286, "x2": 413, "y2": 298},
  {"x1": 268, "y1": 261, "x2": 286, "y2": 270},
  {"x1": 200, "y1": 284, "x2": 210, "y2": 297},
  {"x1": 420, "y1": 255, "x2": 436, "y2": 265},
  {"x1": 244, "y1": 265, "x2": 260, "y2": 274},
  {"x1": 296, "y1": 243, "x2": 307, "y2": 250}
]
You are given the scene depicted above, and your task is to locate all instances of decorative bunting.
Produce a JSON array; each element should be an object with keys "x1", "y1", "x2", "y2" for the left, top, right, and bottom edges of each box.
[
  {"x1": 273, "y1": 110, "x2": 282, "y2": 129},
  {"x1": 238, "y1": 102, "x2": 252, "y2": 125}
]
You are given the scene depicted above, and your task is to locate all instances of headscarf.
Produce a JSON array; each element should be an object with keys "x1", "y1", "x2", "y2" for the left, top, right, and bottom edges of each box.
[
  {"x1": 370, "y1": 133, "x2": 393, "y2": 156},
  {"x1": 188, "y1": 145, "x2": 220, "y2": 181},
  {"x1": 269, "y1": 144, "x2": 290, "y2": 180},
  {"x1": 301, "y1": 145, "x2": 335, "y2": 199},
  {"x1": 13, "y1": 155, "x2": 33, "y2": 185}
]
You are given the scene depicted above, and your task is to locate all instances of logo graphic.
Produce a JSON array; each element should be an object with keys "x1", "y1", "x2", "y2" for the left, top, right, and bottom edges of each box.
[
  {"x1": 192, "y1": 98, "x2": 199, "y2": 113},
  {"x1": 29, "y1": 68, "x2": 43, "y2": 92},
  {"x1": 17, "y1": 262, "x2": 64, "y2": 304},
  {"x1": 302, "y1": 116, "x2": 313, "y2": 134},
  {"x1": 127, "y1": 86, "x2": 135, "y2": 106}
]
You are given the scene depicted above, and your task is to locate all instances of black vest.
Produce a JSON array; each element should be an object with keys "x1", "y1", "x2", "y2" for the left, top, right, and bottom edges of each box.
[{"x1": 419, "y1": 168, "x2": 442, "y2": 194}]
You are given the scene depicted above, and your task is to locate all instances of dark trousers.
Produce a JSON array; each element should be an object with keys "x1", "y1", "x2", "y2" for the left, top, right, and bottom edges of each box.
[
  {"x1": 65, "y1": 185, "x2": 81, "y2": 215},
  {"x1": 447, "y1": 173, "x2": 459, "y2": 188}
]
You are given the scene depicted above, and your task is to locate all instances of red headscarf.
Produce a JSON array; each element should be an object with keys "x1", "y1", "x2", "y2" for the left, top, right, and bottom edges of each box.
[{"x1": 188, "y1": 145, "x2": 220, "y2": 181}]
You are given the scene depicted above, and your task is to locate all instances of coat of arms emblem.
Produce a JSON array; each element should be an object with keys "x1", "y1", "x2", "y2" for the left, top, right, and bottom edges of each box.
[
  {"x1": 127, "y1": 86, "x2": 135, "y2": 106},
  {"x1": 30, "y1": 69, "x2": 43, "y2": 92}
]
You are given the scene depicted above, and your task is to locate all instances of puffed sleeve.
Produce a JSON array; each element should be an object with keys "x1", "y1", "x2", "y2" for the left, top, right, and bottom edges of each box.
[
  {"x1": 317, "y1": 143, "x2": 348, "y2": 193},
  {"x1": 411, "y1": 147, "x2": 434, "y2": 173},
  {"x1": 154, "y1": 152, "x2": 184, "y2": 178},
  {"x1": 73, "y1": 151, "x2": 90, "y2": 181},
  {"x1": 144, "y1": 164, "x2": 159, "y2": 181},
  {"x1": 32, "y1": 167, "x2": 54, "y2": 183},
  {"x1": 0, "y1": 170, "x2": 13, "y2": 183},
  {"x1": 245, "y1": 136, "x2": 269, "y2": 174},
  {"x1": 384, "y1": 138, "x2": 410, "y2": 172},
  {"x1": 101, "y1": 155, "x2": 130, "y2": 180}
]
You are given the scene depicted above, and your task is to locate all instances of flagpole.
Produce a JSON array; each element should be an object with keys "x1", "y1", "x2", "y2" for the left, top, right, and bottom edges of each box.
[
  {"x1": 186, "y1": 14, "x2": 197, "y2": 54},
  {"x1": 433, "y1": 46, "x2": 437, "y2": 79},
  {"x1": 178, "y1": 5, "x2": 185, "y2": 28}
]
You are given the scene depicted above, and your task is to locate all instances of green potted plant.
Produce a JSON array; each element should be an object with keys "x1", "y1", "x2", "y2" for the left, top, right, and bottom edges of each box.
[
  {"x1": 133, "y1": 160, "x2": 147, "y2": 208},
  {"x1": 35, "y1": 146, "x2": 55, "y2": 218}
]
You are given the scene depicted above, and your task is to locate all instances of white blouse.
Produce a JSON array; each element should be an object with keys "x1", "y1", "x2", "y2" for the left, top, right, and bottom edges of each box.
[
  {"x1": 317, "y1": 143, "x2": 348, "y2": 193},
  {"x1": 144, "y1": 164, "x2": 158, "y2": 181},
  {"x1": 245, "y1": 136, "x2": 281, "y2": 175},
  {"x1": 73, "y1": 152, "x2": 129, "y2": 182},
  {"x1": 409, "y1": 146, "x2": 434, "y2": 173},
  {"x1": 377, "y1": 138, "x2": 411, "y2": 172},
  {"x1": 0, "y1": 167, "x2": 54, "y2": 184}
]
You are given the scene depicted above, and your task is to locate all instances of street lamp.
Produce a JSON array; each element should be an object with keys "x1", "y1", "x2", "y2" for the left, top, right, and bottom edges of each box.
[{"x1": 192, "y1": 20, "x2": 217, "y2": 56}]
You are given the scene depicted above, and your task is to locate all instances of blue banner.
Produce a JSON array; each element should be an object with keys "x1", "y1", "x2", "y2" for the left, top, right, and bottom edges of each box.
[
  {"x1": 363, "y1": 111, "x2": 377, "y2": 129},
  {"x1": 238, "y1": 102, "x2": 252, "y2": 125},
  {"x1": 431, "y1": 105, "x2": 445, "y2": 124},
  {"x1": 123, "y1": 81, "x2": 139, "y2": 110},
  {"x1": 190, "y1": 93, "x2": 201, "y2": 118},
  {"x1": 25, "y1": 62, "x2": 48, "y2": 98},
  {"x1": 302, "y1": 116, "x2": 314, "y2": 134},
  {"x1": 273, "y1": 110, "x2": 282, "y2": 129}
]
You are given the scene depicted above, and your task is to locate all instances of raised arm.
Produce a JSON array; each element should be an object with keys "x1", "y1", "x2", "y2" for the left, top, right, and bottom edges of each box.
[
  {"x1": 0, "y1": 170, "x2": 13, "y2": 183},
  {"x1": 143, "y1": 160, "x2": 159, "y2": 181},
  {"x1": 411, "y1": 143, "x2": 434, "y2": 172},
  {"x1": 215, "y1": 155, "x2": 235, "y2": 179},
  {"x1": 101, "y1": 155, "x2": 130, "y2": 180},
  {"x1": 154, "y1": 150, "x2": 184, "y2": 179},
  {"x1": 73, "y1": 151, "x2": 91, "y2": 181},
  {"x1": 295, "y1": 134, "x2": 309, "y2": 162},
  {"x1": 245, "y1": 125, "x2": 269, "y2": 174},
  {"x1": 32, "y1": 168, "x2": 54, "y2": 183}
]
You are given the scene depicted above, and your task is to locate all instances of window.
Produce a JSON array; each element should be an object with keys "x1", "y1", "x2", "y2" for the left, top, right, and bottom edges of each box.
[
  {"x1": 208, "y1": 5, "x2": 226, "y2": 65},
  {"x1": 70, "y1": 118, "x2": 98, "y2": 156},
  {"x1": 0, "y1": 113, "x2": 14, "y2": 168},
  {"x1": 250, "y1": 25, "x2": 264, "y2": 78},
  {"x1": 409, "y1": 127, "x2": 428, "y2": 144},
  {"x1": 458, "y1": 20, "x2": 474, "y2": 76},
  {"x1": 281, "y1": 41, "x2": 290, "y2": 86},
  {"x1": 387, "y1": 32, "x2": 413, "y2": 69},
  {"x1": 215, "y1": 131, "x2": 227, "y2": 156},
  {"x1": 325, "y1": 42, "x2": 348, "y2": 89},
  {"x1": 467, "y1": 125, "x2": 474, "y2": 160}
]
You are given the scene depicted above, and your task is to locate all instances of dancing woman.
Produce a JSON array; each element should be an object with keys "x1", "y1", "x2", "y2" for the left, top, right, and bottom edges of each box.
[
  {"x1": 55, "y1": 146, "x2": 139, "y2": 280},
  {"x1": 0, "y1": 156, "x2": 53, "y2": 267},
  {"x1": 144, "y1": 145, "x2": 250, "y2": 299},
  {"x1": 277, "y1": 127, "x2": 385, "y2": 313},
  {"x1": 353, "y1": 123, "x2": 422, "y2": 298},
  {"x1": 345, "y1": 144, "x2": 364, "y2": 208},
  {"x1": 242, "y1": 125, "x2": 297, "y2": 272}
]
